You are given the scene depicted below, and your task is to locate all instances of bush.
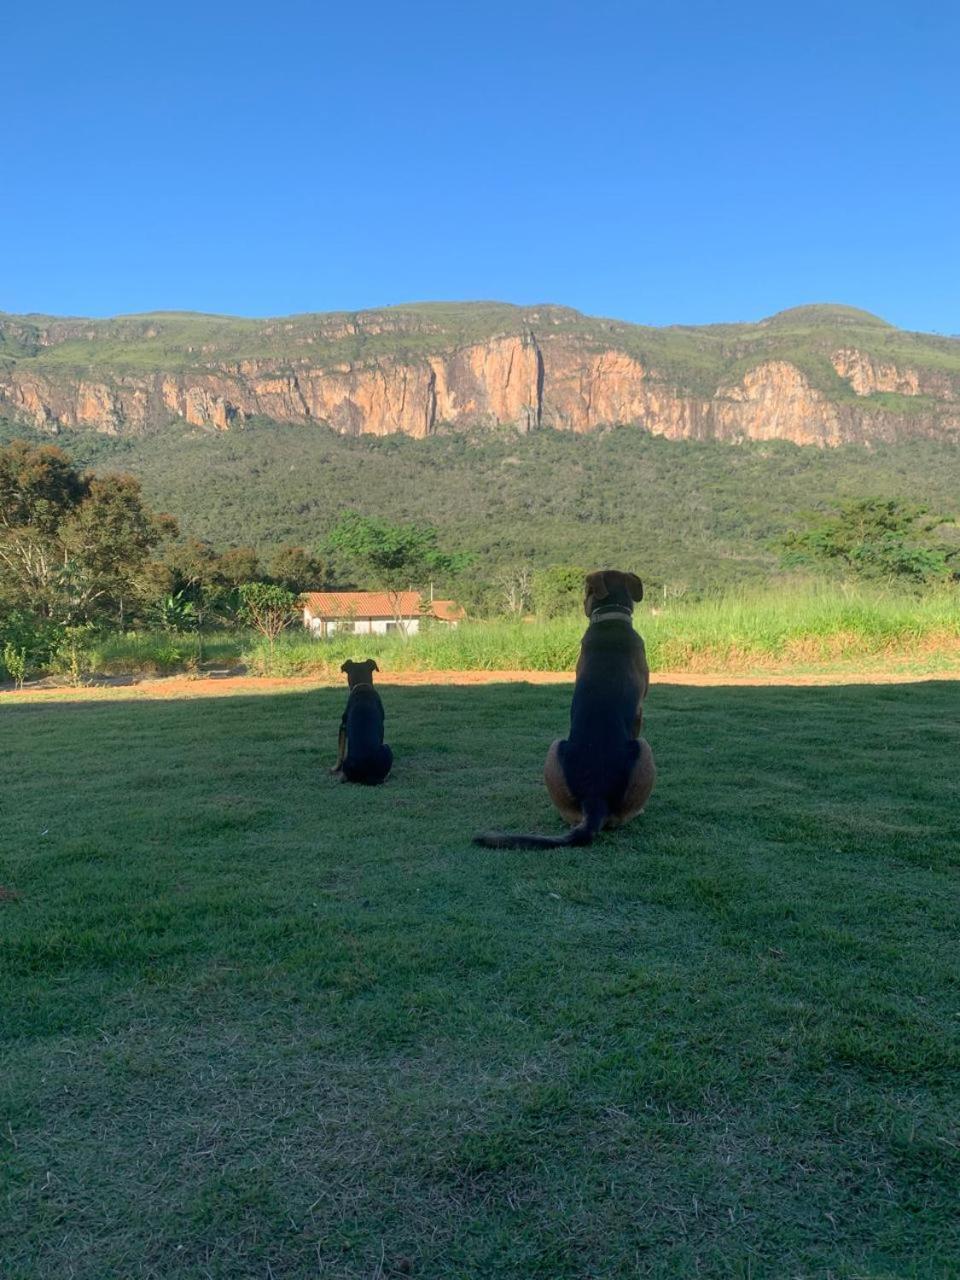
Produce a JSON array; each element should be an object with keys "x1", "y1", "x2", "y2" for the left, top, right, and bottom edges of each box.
[
  {"x1": 0, "y1": 611, "x2": 63, "y2": 685},
  {"x1": 532, "y1": 565, "x2": 587, "y2": 618},
  {"x1": 2, "y1": 642, "x2": 28, "y2": 688},
  {"x1": 237, "y1": 583, "x2": 298, "y2": 654},
  {"x1": 45, "y1": 630, "x2": 198, "y2": 678},
  {"x1": 52, "y1": 625, "x2": 98, "y2": 687}
]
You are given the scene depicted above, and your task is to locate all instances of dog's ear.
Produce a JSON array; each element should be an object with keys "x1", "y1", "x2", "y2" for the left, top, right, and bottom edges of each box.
[
  {"x1": 340, "y1": 661, "x2": 352, "y2": 674},
  {"x1": 583, "y1": 570, "x2": 608, "y2": 615},
  {"x1": 368, "y1": 660, "x2": 380, "y2": 672},
  {"x1": 625, "y1": 573, "x2": 644, "y2": 602}
]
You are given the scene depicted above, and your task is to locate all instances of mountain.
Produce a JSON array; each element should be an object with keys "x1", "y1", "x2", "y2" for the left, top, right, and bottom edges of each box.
[{"x1": 2, "y1": 302, "x2": 960, "y2": 446}]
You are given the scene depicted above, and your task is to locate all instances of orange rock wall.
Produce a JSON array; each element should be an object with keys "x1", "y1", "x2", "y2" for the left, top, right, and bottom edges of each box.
[{"x1": 2, "y1": 334, "x2": 958, "y2": 446}]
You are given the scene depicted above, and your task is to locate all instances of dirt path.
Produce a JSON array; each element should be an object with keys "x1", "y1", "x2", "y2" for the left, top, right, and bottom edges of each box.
[{"x1": 6, "y1": 666, "x2": 958, "y2": 703}]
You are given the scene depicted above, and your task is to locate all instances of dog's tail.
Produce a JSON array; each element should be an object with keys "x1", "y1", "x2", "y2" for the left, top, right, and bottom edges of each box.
[{"x1": 473, "y1": 798, "x2": 607, "y2": 849}]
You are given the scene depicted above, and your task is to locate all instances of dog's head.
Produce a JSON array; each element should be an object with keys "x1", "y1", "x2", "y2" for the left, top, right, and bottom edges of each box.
[
  {"x1": 340, "y1": 658, "x2": 380, "y2": 688},
  {"x1": 583, "y1": 569, "x2": 644, "y2": 618}
]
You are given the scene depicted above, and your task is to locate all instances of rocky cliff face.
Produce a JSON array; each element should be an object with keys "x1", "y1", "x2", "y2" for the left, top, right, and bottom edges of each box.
[
  {"x1": 2, "y1": 305, "x2": 959, "y2": 447},
  {"x1": 829, "y1": 347, "x2": 955, "y2": 400}
]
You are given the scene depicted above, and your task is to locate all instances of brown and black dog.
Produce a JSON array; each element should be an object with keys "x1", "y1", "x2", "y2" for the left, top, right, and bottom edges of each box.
[
  {"x1": 474, "y1": 570, "x2": 655, "y2": 847},
  {"x1": 331, "y1": 659, "x2": 393, "y2": 785}
]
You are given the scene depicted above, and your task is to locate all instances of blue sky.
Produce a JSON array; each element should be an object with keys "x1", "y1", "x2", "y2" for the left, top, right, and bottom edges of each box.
[{"x1": 6, "y1": 0, "x2": 958, "y2": 331}]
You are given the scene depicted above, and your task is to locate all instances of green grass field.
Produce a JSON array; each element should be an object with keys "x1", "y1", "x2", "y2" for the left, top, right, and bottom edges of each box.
[{"x1": 2, "y1": 679, "x2": 959, "y2": 1277}]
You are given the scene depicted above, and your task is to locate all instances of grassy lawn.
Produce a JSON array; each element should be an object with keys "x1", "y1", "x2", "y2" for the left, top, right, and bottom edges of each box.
[{"x1": 2, "y1": 680, "x2": 958, "y2": 1278}]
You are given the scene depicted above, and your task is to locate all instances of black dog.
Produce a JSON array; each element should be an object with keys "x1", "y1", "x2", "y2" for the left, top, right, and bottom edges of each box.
[
  {"x1": 331, "y1": 659, "x2": 393, "y2": 785},
  {"x1": 474, "y1": 569, "x2": 655, "y2": 847}
]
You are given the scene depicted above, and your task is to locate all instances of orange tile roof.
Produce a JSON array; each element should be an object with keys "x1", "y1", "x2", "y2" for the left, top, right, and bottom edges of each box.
[
  {"x1": 302, "y1": 591, "x2": 422, "y2": 618},
  {"x1": 301, "y1": 590, "x2": 464, "y2": 620},
  {"x1": 430, "y1": 598, "x2": 466, "y2": 622}
]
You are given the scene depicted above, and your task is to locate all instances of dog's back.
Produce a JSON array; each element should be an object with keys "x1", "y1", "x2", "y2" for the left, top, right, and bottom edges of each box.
[
  {"x1": 342, "y1": 684, "x2": 393, "y2": 785},
  {"x1": 562, "y1": 619, "x2": 647, "y2": 803}
]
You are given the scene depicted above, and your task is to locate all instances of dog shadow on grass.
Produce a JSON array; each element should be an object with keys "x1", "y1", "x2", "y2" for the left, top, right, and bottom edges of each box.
[{"x1": 4, "y1": 678, "x2": 958, "y2": 860}]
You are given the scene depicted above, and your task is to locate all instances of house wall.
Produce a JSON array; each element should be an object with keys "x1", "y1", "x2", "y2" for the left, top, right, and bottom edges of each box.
[{"x1": 303, "y1": 613, "x2": 420, "y2": 637}]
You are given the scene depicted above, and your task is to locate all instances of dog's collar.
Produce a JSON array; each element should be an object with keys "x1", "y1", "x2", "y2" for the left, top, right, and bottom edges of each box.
[{"x1": 590, "y1": 605, "x2": 633, "y2": 624}]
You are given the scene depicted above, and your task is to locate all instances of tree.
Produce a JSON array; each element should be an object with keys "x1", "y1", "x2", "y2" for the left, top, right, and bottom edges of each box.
[
  {"x1": 217, "y1": 546, "x2": 261, "y2": 587},
  {"x1": 495, "y1": 565, "x2": 534, "y2": 616},
  {"x1": 237, "y1": 582, "x2": 298, "y2": 656},
  {"x1": 0, "y1": 439, "x2": 86, "y2": 532},
  {"x1": 269, "y1": 545, "x2": 325, "y2": 593},
  {"x1": 58, "y1": 473, "x2": 178, "y2": 624},
  {"x1": 0, "y1": 440, "x2": 177, "y2": 625},
  {"x1": 165, "y1": 537, "x2": 227, "y2": 661},
  {"x1": 328, "y1": 513, "x2": 467, "y2": 631},
  {"x1": 780, "y1": 499, "x2": 957, "y2": 587},
  {"x1": 149, "y1": 591, "x2": 196, "y2": 634},
  {"x1": 532, "y1": 565, "x2": 587, "y2": 617},
  {"x1": 0, "y1": 440, "x2": 87, "y2": 614}
]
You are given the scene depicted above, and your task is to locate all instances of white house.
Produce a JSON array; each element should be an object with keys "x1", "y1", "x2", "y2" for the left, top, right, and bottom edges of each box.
[{"x1": 301, "y1": 591, "x2": 465, "y2": 638}]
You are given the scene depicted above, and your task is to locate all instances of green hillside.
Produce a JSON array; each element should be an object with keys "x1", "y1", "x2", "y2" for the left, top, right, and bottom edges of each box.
[{"x1": 4, "y1": 416, "x2": 957, "y2": 596}]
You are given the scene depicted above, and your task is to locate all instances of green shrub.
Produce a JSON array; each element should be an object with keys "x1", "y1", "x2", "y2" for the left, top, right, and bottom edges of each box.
[
  {"x1": 52, "y1": 625, "x2": 98, "y2": 687},
  {"x1": 532, "y1": 565, "x2": 587, "y2": 618},
  {"x1": 0, "y1": 611, "x2": 63, "y2": 685},
  {"x1": 45, "y1": 630, "x2": 213, "y2": 678},
  {"x1": 2, "y1": 642, "x2": 28, "y2": 688}
]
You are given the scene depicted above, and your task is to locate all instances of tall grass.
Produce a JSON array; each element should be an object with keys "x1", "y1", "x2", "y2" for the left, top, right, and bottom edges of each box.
[
  {"x1": 242, "y1": 584, "x2": 960, "y2": 677},
  {"x1": 647, "y1": 583, "x2": 960, "y2": 671},
  {"x1": 59, "y1": 631, "x2": 243, "y2": 677},
  {"x1": 31, "y1": 586, "x2": 956, "y2": 681}
]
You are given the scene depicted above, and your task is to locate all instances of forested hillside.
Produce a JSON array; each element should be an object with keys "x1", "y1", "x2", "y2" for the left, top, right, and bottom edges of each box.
[{"x1": 4, "y1": 417, "x2": 957, "y2": 596}]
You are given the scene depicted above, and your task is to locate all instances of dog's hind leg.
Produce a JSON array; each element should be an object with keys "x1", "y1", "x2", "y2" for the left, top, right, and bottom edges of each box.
[
  {"x1": 544, "y1": 739, "x2": 582, "y2": 826},
  {"x1": 330, "y1": 722, "x2": 347, "y2": 775},
  {"x1": 374, "y1": 744, "x2": 393, "y2": 784},
  {"x1": 607, "y1": 738, "x2": 656, "y2": 830}
]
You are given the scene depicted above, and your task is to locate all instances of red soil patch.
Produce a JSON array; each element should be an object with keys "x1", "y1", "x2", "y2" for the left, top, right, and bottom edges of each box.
[{"x1": 6, "y1": 666, "x2": 958, "y2": 704}]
